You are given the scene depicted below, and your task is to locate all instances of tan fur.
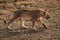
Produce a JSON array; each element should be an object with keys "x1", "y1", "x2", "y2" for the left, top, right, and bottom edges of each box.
[{"x1": 7, "y1": 9, "x2": 51, "y2": 30}]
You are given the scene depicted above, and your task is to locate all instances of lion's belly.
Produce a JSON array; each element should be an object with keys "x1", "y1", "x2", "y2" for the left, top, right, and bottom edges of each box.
[{"x1": 20, "y1": 14, "x2": 32, "y2": 21}]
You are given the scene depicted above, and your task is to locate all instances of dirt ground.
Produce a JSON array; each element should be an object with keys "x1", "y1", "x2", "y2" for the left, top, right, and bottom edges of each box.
[{"x1": 0, "y1": 0, "x2": 60, "y2": 40}]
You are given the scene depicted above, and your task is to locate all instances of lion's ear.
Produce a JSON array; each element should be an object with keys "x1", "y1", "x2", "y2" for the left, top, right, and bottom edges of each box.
[
  {"x1": 44, "y1": 9, "x2": 47, "y2": 12},
  {"x1": 44, "y1": 9, "x2": 48, "y2": 13}
]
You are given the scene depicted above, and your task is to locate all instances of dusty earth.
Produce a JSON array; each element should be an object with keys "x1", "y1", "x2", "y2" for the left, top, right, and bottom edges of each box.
[{"x1": 0, "y1": 0, "x2": 60, "y2": 40}]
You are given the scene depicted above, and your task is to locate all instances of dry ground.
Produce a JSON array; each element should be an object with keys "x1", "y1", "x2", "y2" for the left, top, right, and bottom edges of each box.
[{"x1": 0, "y1": 0, "x2": 60, "y2": 40}]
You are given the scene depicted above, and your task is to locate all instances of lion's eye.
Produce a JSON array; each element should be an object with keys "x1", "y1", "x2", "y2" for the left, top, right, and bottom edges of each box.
[{"x1": 43, "y1": 12, "x2": 46, "y2": 15}]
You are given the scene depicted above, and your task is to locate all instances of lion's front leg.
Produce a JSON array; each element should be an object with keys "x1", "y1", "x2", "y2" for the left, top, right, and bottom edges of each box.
[
  {"x1": 42, "y1": 23, "x2": 49, "y2": 29},
  {"x1": 37, "y1": 17, "x2": 49, "y2": 29}
]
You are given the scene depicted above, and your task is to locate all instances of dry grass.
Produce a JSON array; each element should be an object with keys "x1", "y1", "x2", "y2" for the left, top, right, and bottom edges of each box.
[{"x1": 0, "y1": 0, "x2": 60, "y2": 40}]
